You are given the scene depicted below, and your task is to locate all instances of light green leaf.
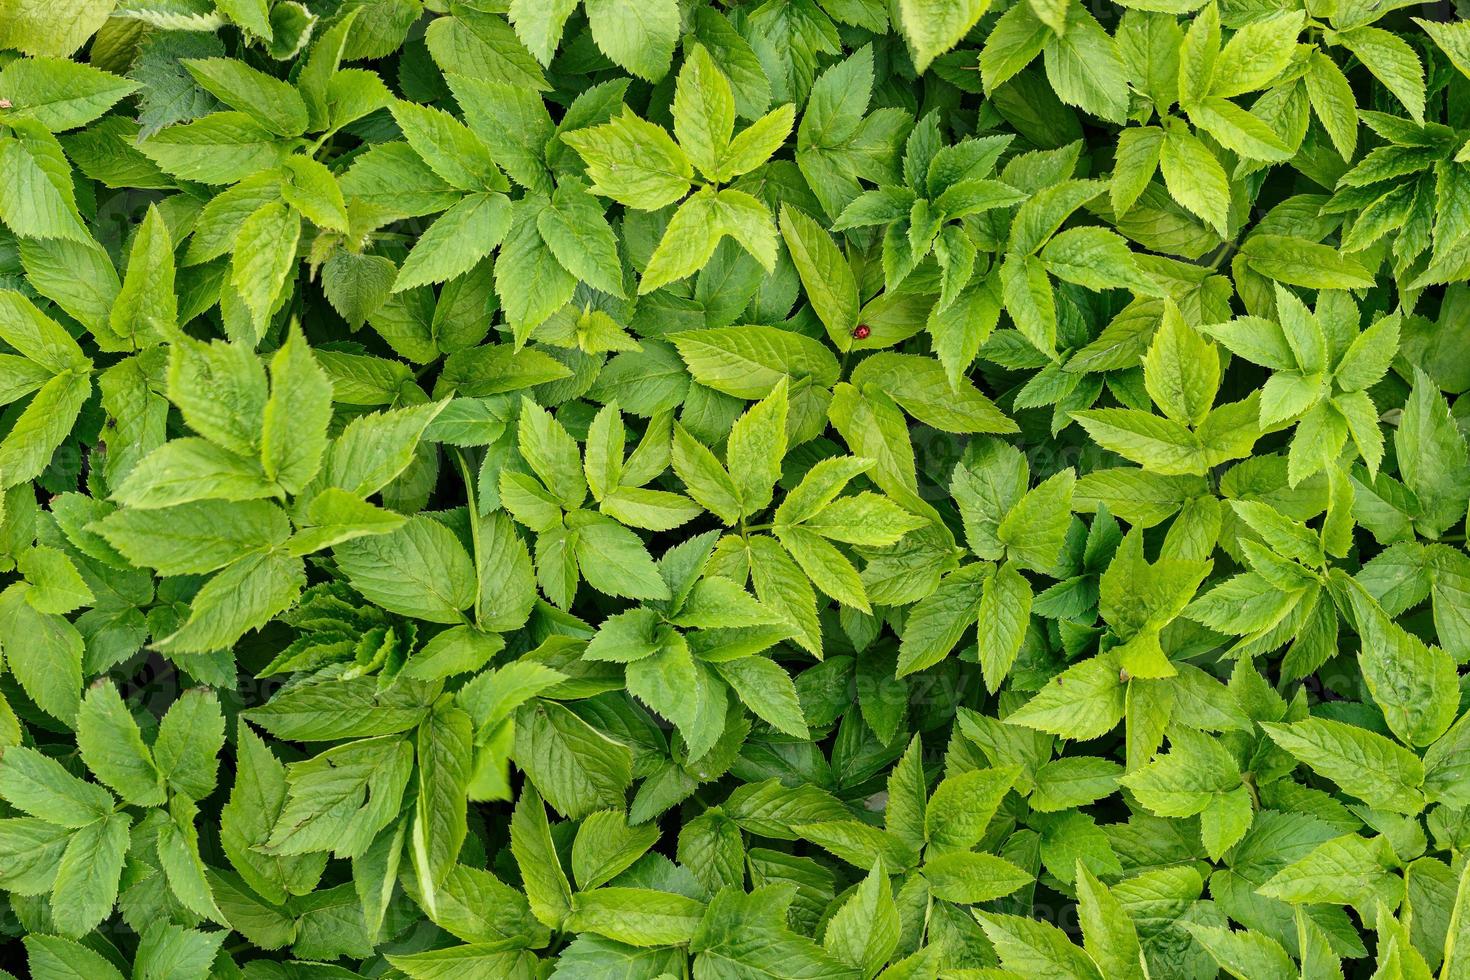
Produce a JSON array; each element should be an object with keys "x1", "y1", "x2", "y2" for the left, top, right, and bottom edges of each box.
[
  {"x1": 899, "y1": 0, "x2": 993, "y2": 74},
  {"x1": 585, "y1": 0, "x2": 680, "y2": 82}
]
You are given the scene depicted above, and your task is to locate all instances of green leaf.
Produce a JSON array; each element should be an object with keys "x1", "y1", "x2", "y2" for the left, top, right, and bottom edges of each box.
[
  {"x1": 0, "y1": 744, "x2": 111, "y2": 826},
  {"x1": 24, "y1": 934, "x2": 126, "y2": 980},
  {"x1": 266, "y1": 735, "x2": 414, "y2": 858},
  {"x1": 694, "y1": 886, "x2": 860, "y2": 979},
  {"x1": 335, "y1": 515, "x2": 477, "y2": 624},
  {"x1": 640, "y1": 188, "x2": 778, "y2": 294},
  {"x1": 93, "y1": 499, "x2": 291, "y2": 575},
  {"x1": 1043, "y1": 4, "x2": 1130, "y2": 124},
  {"x1": 781, "y1": 205, "x2": 859, "y2": 348},
  {"x1": 565, "y1": 887, "x2": 705, "y2": 947},
  {"x1": 926, "y1": 765, "x2": 1017, "y2": 852},
  {"x1": 496, "y1": 198, "x2": 578, "y2": 342},
  {"x1": 536, "y1": 178, "x2": 625, "y2": 297},
  {"x1": 550, "y1": 936, "x2": 683, "y2": 978},
  {"x1": 899, "y1": 0, "x2": 994, "y2": 74},
  {"x1": 0, "y1": 124, "x2": 89, "y2": 241},
  {"x1": 110, "y1": 204, "x2": 176, "y2": 348},
  {"x1": 1142, "y1": 300, "x2": 1220, "y2": 426},
  {"x1": 562, "y1": 108, "x2": 692, "y2": 210},
  {"x1": 394, "y1": 192, "x2": 511, "y2": 292},
  {"x1": 717, "y1": 103, "x2": 795, "y2": 181},
  {"x1": 977, "y1": 911, "x2": 1102, "y2": 979},
  {"x1": 280, "y1": 155, "x2": 350, "y2": 232},
  {"x1": 513, "y1": 700, "x2": 634, "y2": 819},
  {"x1": 850, "y1": 352, "x2": 1017, "y2": 434},
  {"x1": 389, "y1": 99, "x2": 505, "y2": 193},
  {"x1": 0, "y1": 0, "x2": 113, "y2": 58},
  {"x1": 585, "y1": 0, "x2": 680, "y2": 82},
  {"x1": 572, "y1": 808, "x2": 659, "y2": 892},
  {"x1": 1159, "y1": 125, "x2": 1229, "y2": 234},
  {"x1": 672, "y1": 424, "x2": 741, "y2": 525},
  {"x1": 1344, "y1": 582, "x2": 1459, "y2": 746},
  {"x1": 1239, "y1": 235, "x2": 1376, "y2": 290},
  {"x1": 1076, "y1": 862, "x2": 1146, "y2": 980},
  {"x1": 138, "y1": 112, "x2": 290, "y2": 185},
  {"x1": 626, "y1": 632, "x2": 720, "y2": 753},
  {"x1": 0, "y1": 289, "x2": 88, "y2": 374},
  {"x1": 16, "y1": 544, "x2": 91, "y2": 615},
  {"x1": 998, "y1": 469, "x2": 1075, "y2": 573},
  {"x1": 1041, "y1": 226, "x2": 1163, "y2": 296},
  {"x1": 1443, "y1": 860, "x2": 1470, "y2": 979},
  {"x1": 412, "y1": 700, "x2": 474, "y2": 913},
  {"x1": 978, "y1": 560, "x2": 1032, "y2": 691},
  {"x1": 183, "y1": 58, "x2": 308, "y2": 137},
  {"x1": 823, "y1": 860, "x2": 899, "y2": 976},
  {"x1": 153, "y1": 689, "x2": 225, "y2": 801},
  {"x1": 509, "y1": 787, "x2": 570, "y2": 928},
  {"x1": 1110, "y1": 128, "x2": 1162, "y2": 218},
  {"x1": 1182, "y1": 924, "x2": 1295, "y2": 980},
  {"x1": 157, "y1": 548, "x2": 306, "y2": 654},
  {"x1": 1187, "y1": 96, "x2": 1292, "y2": 162},
  {"x1": 155, "y1": 797, "x2": 222, "y2": 920},
  {"x1": 671, "y1": 325, "x2": 840, "y2": 399},
  {"x1": 321, "y1": 400, "x2": 446, "y2": 496},
  {"x1": 727, "y1": 379, "x2": 789, "y2": 518},
  {"x1": 1336, "y1": 27, "x2": 1424, "y2": 123},
  {"x1": 0, "y1": 585, "x2": 84, "y2": 725},
  {"x1": 133, "y1": 923, "x2": 226, "y2": 980},
  {"x1": 1304, "y1": 49, "x2": 1358, "y2": 160},
  {"x1": 774, "y1": 523, "x2": 871, "y2": 612},
  {"x1": 51, "y1": 812, "x2": 130, "y2": 935},
  {"x1": 924, "y1": 850, "x2": 1030, "y2": 903},
  {"x1": 1001, "y1": 252, "x2": 1058, "y2": 359},
  {"x1": 640, "y1": 190, "x2": 725, "y2": 294},
  {"x1": 231, "y1": 200, "x2": 301, "y2": 330},
  {"x1": 1396, "y1": 368, "x2": 1470, "y2": 537},
  {"x1": 573, "y1": 512, "x2": 672, "y2": 601},
  {"x1": 508, "y1": 0, "x2": 578, "y2": 66},
  {"x1": 794, "y1": 819, "x2": 918, "y2": 870},
  {"x1": 1120, "y1": 726, "x2": 1240, "y2": 818},
  {"x1": 897, "y1": 562, "x2": 986, "y2": 677},
  {"x1": 1207, "y1": 12, "x2": 1302, "y2": 99},
  {"x1": 0, "y1": 56, "x2": 138, "y2": 131},
  {"x1": 1256, "y1": 832, "x2": 1401, "y2": 912},
  {"x1": 981, "y1": 3, "x2": 1051, "y2": 93},
  {"x1": 261, "y1": 326, "x2": 332, "y2": 493},
  {"x1": 674, "y1": 44, "x2": 736, "y2": 180},
  {"x1": 76, "y1": 680, "x2": 163, "y2": 807},
  {"x1": 0, "y1": 369, "x2": 90, "y2": 488},
  {"x1": 747, "y1": 533, "x2": 823, "y2": 656},
  {"x1": 1008, "y1": 653, "x2": 1127, "y2": 740},
  {"x1": 714, "y1": 656, "x2": 808, "y2": 737},
  {"x1": 1260, "y1": 718, "x2": 1425, "y2": 814}
]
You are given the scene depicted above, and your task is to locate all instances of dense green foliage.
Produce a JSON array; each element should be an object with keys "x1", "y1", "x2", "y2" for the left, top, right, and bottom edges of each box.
[{"x1": 3, "y1": 0, "x2": 1470, "y2": 977}]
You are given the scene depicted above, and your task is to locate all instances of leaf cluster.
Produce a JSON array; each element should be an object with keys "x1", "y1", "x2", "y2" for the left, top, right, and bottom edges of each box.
[{"x1": 2, "y1": 1, "x2": 1470, "y2": 978}]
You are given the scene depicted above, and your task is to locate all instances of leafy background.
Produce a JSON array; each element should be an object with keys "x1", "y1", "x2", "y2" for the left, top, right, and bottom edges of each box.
[{"x1": 0, "y1": 0, "x2": 1469, "y2": 977}]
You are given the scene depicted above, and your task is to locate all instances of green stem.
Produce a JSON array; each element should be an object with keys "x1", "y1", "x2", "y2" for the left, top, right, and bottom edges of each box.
[
  {"x1": 1241, "y1": 771, "x2": 1261, "y2": 810},
  {"x1": 1207, "y1": 239, "x2": 1237, "y2": 271}
]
